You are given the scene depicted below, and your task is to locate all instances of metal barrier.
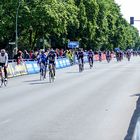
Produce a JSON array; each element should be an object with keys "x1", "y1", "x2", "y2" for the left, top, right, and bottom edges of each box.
[
  {"x1": 7, "y1": 57, "x2": 71, "y2": 78},
  {"x1": 7, "y1": 54, "x2": 110, "y2": 78}
]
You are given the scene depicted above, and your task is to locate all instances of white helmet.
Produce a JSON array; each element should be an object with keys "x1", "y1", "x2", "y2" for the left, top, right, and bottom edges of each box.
[{"x1": 1, "y1": 49, "x2": 6, "y2": 54}]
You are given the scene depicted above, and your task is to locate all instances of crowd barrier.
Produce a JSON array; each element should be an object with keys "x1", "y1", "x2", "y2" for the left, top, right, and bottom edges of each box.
[
  {"x1": 75, "y1": 54, "x2": 112, "y2": 63},
  {"x1": 7, "y1": 54, "x2": 114, "y2": 78},
  {"x1": 7, "y1": 58, "x2": 71, "y2": 78}
]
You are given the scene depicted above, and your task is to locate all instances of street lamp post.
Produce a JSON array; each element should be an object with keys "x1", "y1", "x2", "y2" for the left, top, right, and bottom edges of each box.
[
  {"x1": 29, "y1": 26, "x2": 33, "y2": 49},
  {"x1": 15, "y1": 0, "x2": 21, "y2": 53}
]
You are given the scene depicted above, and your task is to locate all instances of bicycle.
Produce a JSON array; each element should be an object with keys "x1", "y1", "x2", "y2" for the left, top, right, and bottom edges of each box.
[
  {"x1": 49, "y1": 63, "x2": 55, "y2": 83},
  {"x1": 89, "y1": 58, "x2": 93, "y2": 69},
  {"x1": 79, "y1": 59, "x2": 84, "y2": 72},
  {"x1": 0, "y1": 66, "x2": 8, "y2": 87},
  {"x1": 127, "y1": 55, "x2": 131, "y2": 61},
  {"x1": 40, "y1": 63, "x2": 46, "y2": 81},
  {"x1": 106, "y1": 56, "x2": 111, "y2": 63},
  {"x1": 99, "y1": 56, "x2": 102, "y2": 62}
]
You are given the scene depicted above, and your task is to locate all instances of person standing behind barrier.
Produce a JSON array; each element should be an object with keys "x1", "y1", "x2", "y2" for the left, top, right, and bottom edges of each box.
[
  {"x1": 30, "y1": 50, "x2": 36, "y2": 60},
  {"x1": 0, "y1": 49, "x2": 8, "y2": 80},
  {"x1": 17, "y1": 50, "x2": 23, "y2": 65},
  {"x1": 66, "y1": 50, "x2": 73, "y2": 65},
  {"x1": 23, "y1": 50, "x2": 30, "y2": 59}
]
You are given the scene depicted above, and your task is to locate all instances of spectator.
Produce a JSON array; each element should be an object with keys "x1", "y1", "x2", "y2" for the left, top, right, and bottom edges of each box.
[
  {"x1": 23, "y1": 50, "x2": 30, "y2": 59},
  {"x1": 16, "y1": 50, "x2": 23, "y2": 64},
  {"x1": 30, "y1": 50, "x2": 36, "y2": 60}
]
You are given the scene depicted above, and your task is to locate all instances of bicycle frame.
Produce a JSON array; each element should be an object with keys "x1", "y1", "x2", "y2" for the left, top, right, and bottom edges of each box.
[
  {"x1": 49, "y1": 63, "x2": 55, "y2": 83},
  {"x1": 40, "y1": 63, "x2": 46, "y2": 80},
  {"x1": 78, "y1": 59, "x2": 83, "y2": 72},
  {"x1": 89, "y1": 58, "x2": 93, "y2": 68},
  {"x1": 0, "y1": 66, "x2": 7, "y2": 87}
]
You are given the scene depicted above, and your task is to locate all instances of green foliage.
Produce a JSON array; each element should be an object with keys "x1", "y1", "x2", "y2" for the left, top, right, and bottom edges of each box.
[{"x1": 0, "y1": 0, "x2": 140, "y2": 50}]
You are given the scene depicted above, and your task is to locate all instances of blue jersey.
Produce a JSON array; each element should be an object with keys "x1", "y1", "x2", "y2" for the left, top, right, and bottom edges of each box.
[{"x1": 37, "y1": 54, "x2": 47, "y2": 64}]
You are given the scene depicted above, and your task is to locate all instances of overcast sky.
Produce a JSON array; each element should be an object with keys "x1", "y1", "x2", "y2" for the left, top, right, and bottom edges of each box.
[{"x1": 115, "y1": 0, "x2": 140, "y2": 31}]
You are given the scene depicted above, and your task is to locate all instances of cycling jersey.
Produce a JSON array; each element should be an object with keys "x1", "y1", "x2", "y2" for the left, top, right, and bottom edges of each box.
[
  {"x1": 88, "y1": 51, "x2": 94, "y2": 58},
  {"x1": 77, "y1": 51, "x2": 84, "y2": 59},
  {"x1": 0, "y1": 53, "x2": 8, "y2": 66},
  {"x1": 47, "y1": 51, "x2": 56, "y2": 64},
  {"x1": 0, "y1": 52, "x2": 8, "y2": 79},
  {"x1": 37, "y1": 54, "x2": 47, "y2": 65}
]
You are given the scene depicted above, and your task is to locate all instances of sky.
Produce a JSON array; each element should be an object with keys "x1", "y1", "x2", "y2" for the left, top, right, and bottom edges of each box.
[{"x1": 115, "y1": 0, "x2": 140, "y2": 31}]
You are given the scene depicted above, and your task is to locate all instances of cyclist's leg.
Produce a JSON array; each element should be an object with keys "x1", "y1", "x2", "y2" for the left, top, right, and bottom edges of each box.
[
  {"x1": 4, "y1": 67, "x2": 7, "y2": 79},
  {"x1": 88, "y1": 57, "x2": 90, "y2": 64},
  {"x1": 39, "y1": 63, "x2": 42, "y2": 72},
  {"x1": 0, "y1": 68, "x2": 2, "y2": 79},
  {"x1": 0, "y1": 64, "x2": 5, "y2": 78},
  {"x1": 0, "y1": 64, "x2": 2, "y2": 77},
  {"x1": 42, "y1": 62, "x2": 46, "y2": 78},
  {"x1": 89, "y1": 57, "x2": 93, "y2": 64},
  {"x1": 82, "y1": 58, "x2": 84, "y2": 69},
  {"x1": 91, "y1": 57, "x2": 93, "y2": 65},
  {"x1": 45, "y1": 64, "x2": 47, "y2": 78},
  {"x1": 53, "y1": 62, "x2": 56, "y2": 76}
]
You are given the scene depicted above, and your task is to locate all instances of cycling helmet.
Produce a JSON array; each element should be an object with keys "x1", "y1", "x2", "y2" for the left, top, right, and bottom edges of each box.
[{"x1": 1, "y1": 49, "x2": 6, "y2": 54}]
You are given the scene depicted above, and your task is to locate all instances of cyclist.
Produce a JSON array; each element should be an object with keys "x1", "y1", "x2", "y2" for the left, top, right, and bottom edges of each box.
[
  {"x1": 106, "y1": 50, "x2": 111, "y2": 63},
  {"x1": 37, "y1": 50, "x2": 47, "y2": 78},
  {"x1": 77, "y1": 48, "x2": 84, "y2": 70},
  {"x1": 88, "y1": 49, "x2": 94, "y2": 67},
  {"x1": 116, "y1": 50, "x2": 121, "y2": 62},
  {"x1": 0, "y1": 49, "x2": 8, "y2": 81},
  {"x1": 47, "y1": 48, "x2": 56, "y2": 77},
  {"x1": 126, "y1": 50, "x2": 131, "y2": 61},
  {"x1": 98, "y1": 51, "x2": 102, "y2": 62}
]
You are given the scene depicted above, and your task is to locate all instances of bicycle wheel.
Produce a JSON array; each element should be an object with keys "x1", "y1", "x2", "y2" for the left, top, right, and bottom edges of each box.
[
  {"x1": 4, "y1": 79, "x2": 8, "y2": 87},
  {"x1": 0, "y1": 78, "x2": 4, "y2": 87},
  {"x1": 40, "y1": 69, "x2": 44, "y2": 81},
  {"x1": 89, "y1": 62, "x2": 92, "y2": 69},
  {"x1": 51, "y1": 71, "x2": 54, "y2": 82},
  {"x1": 49, "y1": 71, "x2": 52, "y2": 83},
  {"x1": 0, "y1": 79, "x2": 3, "y2": 87},
  {"x1": 81, "y1": 64, "x2": 83, "y2": 72},
  {"x1": 79, "y1": 64, "x2": 81, "y2": 72}
]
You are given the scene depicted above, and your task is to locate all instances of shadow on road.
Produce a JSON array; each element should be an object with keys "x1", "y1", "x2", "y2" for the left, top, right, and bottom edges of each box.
[
  {"x1": 29, "y1": 81, "x2": 50, "y2": 85},
  {"x1": 23, "y1": 79, "x2": 41, "y2": 82},
  {"x1": 124, "y1": 93, "x2": 140, "y2": 140},
  {"x1": 66, "y1": 71, "x2": 80, "y2": 74},
  {"x1": 23, "y1": 79, "x2": 51, "y2": 85}
]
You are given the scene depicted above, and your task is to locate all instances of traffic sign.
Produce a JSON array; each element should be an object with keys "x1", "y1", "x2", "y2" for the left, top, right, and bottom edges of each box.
[
  {"x1": 68, "y1": 41, "x2": 79, "y2": 49},
  {"x1": 9, "y1": 42, "x2": 15, "y2": 45}
]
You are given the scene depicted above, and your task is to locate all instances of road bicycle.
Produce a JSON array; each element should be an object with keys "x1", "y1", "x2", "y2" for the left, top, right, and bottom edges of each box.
[
  {"x1": 79, "y1": 59, "x2": 84, "y2": 72},
  {"x1": 40, "y1": 63, "x2": 46, "y2": 81},
  {"x1": 0, "y1": 66, "x2": 8, "y2": 87},
  {"x1": 106, "y1": 56, "x2": 111, "y2": 63},
  {"x1": 89, "y1": 58, "x2": 93, "y2": 69},
  {"x1": 49, "y1": 63, "x2": 55, "y2": 83}
]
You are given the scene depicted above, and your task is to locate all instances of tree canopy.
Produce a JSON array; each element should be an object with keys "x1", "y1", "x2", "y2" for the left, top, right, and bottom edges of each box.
[{"x1": 0, "y1": 0, "x2": 140, "y2": 51}]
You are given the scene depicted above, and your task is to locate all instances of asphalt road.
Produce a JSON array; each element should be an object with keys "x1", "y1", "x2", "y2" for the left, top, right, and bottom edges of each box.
[{"x1": 0, "y1": 57, "x2": 140, "y2": 140}]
